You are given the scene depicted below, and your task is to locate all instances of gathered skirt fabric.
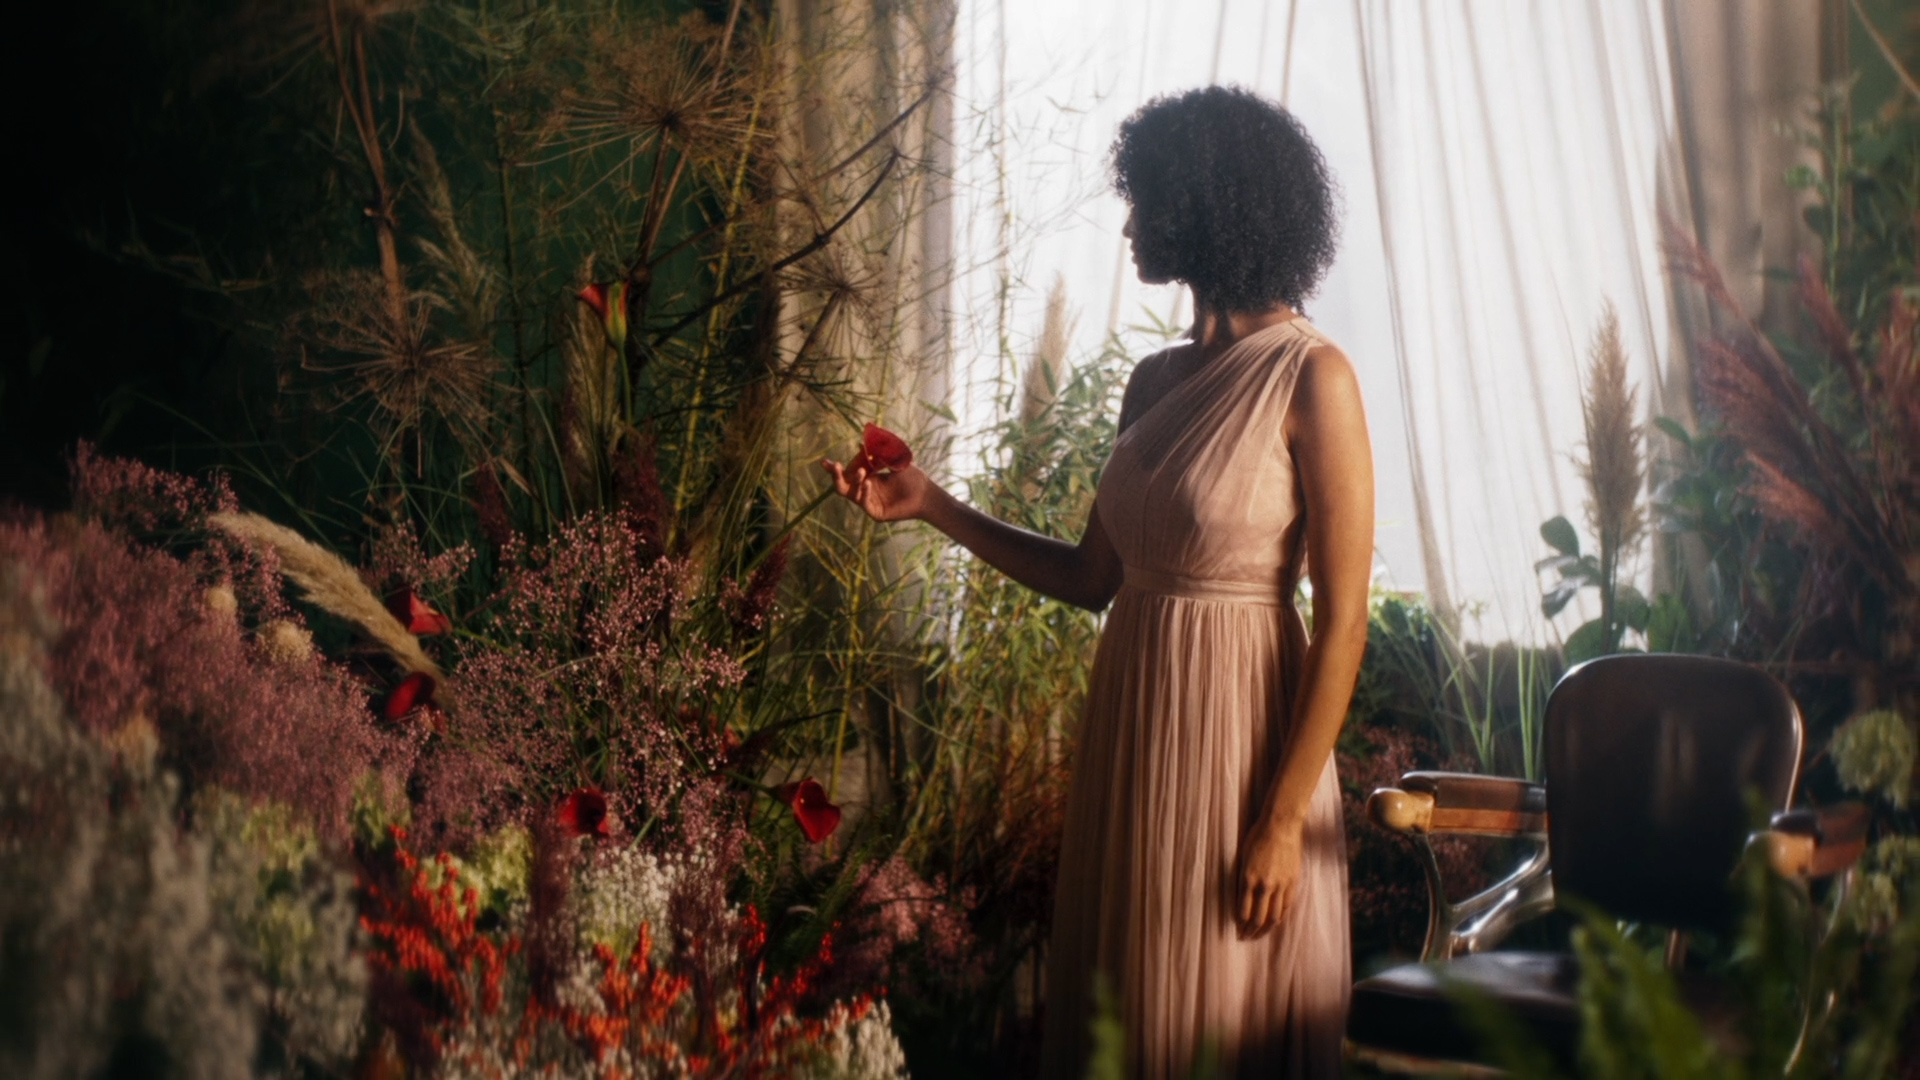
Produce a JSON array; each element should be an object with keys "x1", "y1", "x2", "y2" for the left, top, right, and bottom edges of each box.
[{"x1": 1038, "y1": 319, "x2": 1350, "y2": 1078}]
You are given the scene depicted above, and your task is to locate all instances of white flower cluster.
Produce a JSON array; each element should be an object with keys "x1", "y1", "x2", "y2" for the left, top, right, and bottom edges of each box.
[
  {"x1": 804, "y1": 1001, "x2": 912, "y2": 1080},
  {"x1": 574, "y1": 843, "x2": 683, "y2": 959}
]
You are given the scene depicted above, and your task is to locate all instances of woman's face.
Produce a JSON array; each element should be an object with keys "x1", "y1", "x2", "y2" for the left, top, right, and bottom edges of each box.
[{"x1": 1123, "y1": 209, "x2": 1176, "y2": 286}]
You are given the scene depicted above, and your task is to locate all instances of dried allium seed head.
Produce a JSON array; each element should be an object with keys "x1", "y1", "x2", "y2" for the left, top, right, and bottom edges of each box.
[
  {"x1": 260, "y1": 620, "x2": 317, "y2": 666},
  {"x1": 102, "y1": 713, "x2": 161, "y2": 769},
  {"x1": 205, "y1": 584, "x2": 240, "y2": 619}
]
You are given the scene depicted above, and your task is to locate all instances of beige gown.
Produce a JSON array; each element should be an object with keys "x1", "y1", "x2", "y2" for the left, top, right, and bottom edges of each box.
[{"x1": 1040, "y1": 318, "x2": 1349, "y2": 1079}]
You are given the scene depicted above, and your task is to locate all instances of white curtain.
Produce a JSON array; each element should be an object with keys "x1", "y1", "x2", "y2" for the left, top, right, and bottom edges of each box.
[
  {"x1": 1353, "y1": 0, "x2": 1678, "y2": 643},
  {"x1": 951, "y1": 0, "x2": 1686, "y2": 645}
]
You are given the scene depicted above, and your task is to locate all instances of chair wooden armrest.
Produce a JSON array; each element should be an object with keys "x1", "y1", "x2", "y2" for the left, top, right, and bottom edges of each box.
[
  {"x1": 1761, "y1": 802, "x2": 1871, "y2": 879},
  {"x1": 1368, "y1": 772, "x2": 1553, "y2": 960},
  {"x1": 1368, "y1": 771, "x2": 1548, "y2": 838}
]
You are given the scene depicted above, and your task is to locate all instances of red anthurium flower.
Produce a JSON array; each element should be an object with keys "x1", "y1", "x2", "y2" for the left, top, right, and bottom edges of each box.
[
  {"x1": 558, "y1": 788, "x2": 610, "y2": 838},
  {"x1": 576, "y1": 281, "x2": 629, "y2": 350},
  {"x1": 849, "y1": 422, "x2": 913, "y2": 475},
  {"x1": 771, "y1": 779, "x2": 842, "y2": 843},
  {"x1": 385, "y1": 586, "x2": 452, "y2": 636},
  {"x1": 383, "y1": 672, "x2": 436, "y2": 722}
]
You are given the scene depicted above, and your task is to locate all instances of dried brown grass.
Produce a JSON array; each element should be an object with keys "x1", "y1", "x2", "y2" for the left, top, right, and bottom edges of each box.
[
  {"x1": 1580, "y1": 302, "x2": 1646, "y2": 563},
  {"x1": 208, "y1": 512, "x2": 443, "y2": 681}
]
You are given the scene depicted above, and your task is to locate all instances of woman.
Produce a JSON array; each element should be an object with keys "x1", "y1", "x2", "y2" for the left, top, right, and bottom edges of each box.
[{"x1": 827, "y1": 86, "x2": 1371, "y2": 1078}]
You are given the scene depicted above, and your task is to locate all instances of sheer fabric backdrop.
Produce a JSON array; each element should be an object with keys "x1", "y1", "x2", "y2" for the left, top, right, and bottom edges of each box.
[{"x1": 949, "y1": 1, "x2": 1708, "y2": 645}]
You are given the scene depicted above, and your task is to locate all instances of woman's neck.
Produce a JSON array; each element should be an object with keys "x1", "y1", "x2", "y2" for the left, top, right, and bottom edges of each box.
[{"x1": 1190, "y1": 297, "x2": 1300, "y2": 348}]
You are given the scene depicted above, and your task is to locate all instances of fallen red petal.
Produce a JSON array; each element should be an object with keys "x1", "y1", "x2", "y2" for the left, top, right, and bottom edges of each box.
[
  {"x1": 558, "y1": 788, "x2": 610, "y2": 838},
  {"x1": 383, "y1": 672, "x2": 436, "y2": 722},
  {"x1": 385, "y1": 586, "x2": 452, "y2": 636}
]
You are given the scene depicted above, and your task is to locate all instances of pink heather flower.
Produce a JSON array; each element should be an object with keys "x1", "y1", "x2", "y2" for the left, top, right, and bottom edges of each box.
[
  {"x1": 2, "y1": 511, "x2": 413, "y2": 841},
  {"x1": 448, "y1": 511, "x2": 745, "y2": 830},
  {"x1": 367, "y1": 518, "x2": 474, "y2": 599}
]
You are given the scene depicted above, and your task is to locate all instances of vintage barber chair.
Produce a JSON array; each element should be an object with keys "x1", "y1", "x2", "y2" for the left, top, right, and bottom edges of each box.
[{"x1": 1344, "y1": 653, "x2": 1870, "y2": 1075}]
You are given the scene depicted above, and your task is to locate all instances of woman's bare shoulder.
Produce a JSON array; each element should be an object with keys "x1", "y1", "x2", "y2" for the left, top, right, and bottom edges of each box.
[
  {"x1": 1118, "y1": 346, "x2": 1187, "y2": 433},
  {"x1": 1287, "y1": 342, "x2": 1367, "y2": 440}
]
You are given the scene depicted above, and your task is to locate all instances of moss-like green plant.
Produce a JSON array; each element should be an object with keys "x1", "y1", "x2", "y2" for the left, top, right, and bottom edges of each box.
[{"x1": 1830, "y1": 708, "x2": 1916, "y2": 809}]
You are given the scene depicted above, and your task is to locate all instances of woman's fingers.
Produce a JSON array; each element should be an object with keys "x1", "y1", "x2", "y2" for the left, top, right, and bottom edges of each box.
[
  {"x1": 821, "y1": 459, "x2": 872, "y2": 504},
  {"x1": 1242, "y1": 884, "x2": 1272, "y2": 940},
  {"x1": 1234, "y1": 875, "x2": 1295, "y2": 940},
  {"x1": 822, "y1": 458, "x2": 850, "y2": 496}
]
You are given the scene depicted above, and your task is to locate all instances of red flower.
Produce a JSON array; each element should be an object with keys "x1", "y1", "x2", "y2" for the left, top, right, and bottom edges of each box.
[
  {"x1": 385, "y1": 585, "x2": 452, "y2": 636},
  {"x1": 576, "y1": 281, "x2": 629, "y2": 349},
  {"x1": 849, "y1": 423, "x2": 913, "y2": 475},
  {"x1": 383, "y1": 672, "x2": 436, "y2": 721},
  {"x1": 558, "y1": 788, "x2": 610, "y2": 838},
  {"x1": 771, "y1": 779, "x2": 842, "y2": 843}
]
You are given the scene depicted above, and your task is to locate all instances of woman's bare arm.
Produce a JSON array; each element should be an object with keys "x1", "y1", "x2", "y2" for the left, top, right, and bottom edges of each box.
[
  {"x1": 1234, "y1": 344, "x2": 1375, "y2": 939},
  {"x1": 822, "y1": 454, "x2": 1120, "y2": 610},
  {"x1": 821, "y1": 357, "x2": 1168, "y2": 612}
]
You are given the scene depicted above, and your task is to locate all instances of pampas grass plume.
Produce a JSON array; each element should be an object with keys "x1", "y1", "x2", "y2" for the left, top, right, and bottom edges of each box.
[
  {"x1": 1580, "y1": 302, "x2": 1646, "y2": 560},
  {"x1": 208, "y1": 512, "x2": 442, "y2": 681}
]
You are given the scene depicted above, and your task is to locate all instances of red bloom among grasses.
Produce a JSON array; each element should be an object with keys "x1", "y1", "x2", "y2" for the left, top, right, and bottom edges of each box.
[
  {"x1": 850, "y1": 423, "x2": 913, "y2": 475},
  {"x1": 384, "y1": 672, "x2": 437, "y2": 721},
  {"x1": 577, "y1": 281, "x2": 629, "y2": 349},
  {"x1": 772, "y1": 779, "x2": 841, "y2": 843},
  {"x1": 385, "y1": 585, "x2": 452, "y2": 636},
  {"x1": 558, "y1": 788, "x2": 611, "y2": 838}
]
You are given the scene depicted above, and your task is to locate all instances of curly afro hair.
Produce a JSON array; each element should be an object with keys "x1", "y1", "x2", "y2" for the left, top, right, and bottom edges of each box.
[{"x1": 1112, "y1": 85, "x2": 1339, "y2": 312}]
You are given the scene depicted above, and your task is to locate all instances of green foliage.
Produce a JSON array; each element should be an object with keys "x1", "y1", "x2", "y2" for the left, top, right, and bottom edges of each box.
[
  {"x1": 893, "y1": 335, "x2": 1132, "y2": 1063},
  {"x1": 1536, "y1": 514, "x2": 1659, "y2": 665},
  {"x1": 1084, "y1": 977, "x2": 1125, "y2": 1080},
  {"x1": 1351, "y1": 590, "x2": 1556, "y2": 778},
  {"x1": 1830, "y1": 708, "x2": 1917, "y2": 809},
  {"x1": 1460, "y1": 854, "x2": 1920, "y2": 1080}
]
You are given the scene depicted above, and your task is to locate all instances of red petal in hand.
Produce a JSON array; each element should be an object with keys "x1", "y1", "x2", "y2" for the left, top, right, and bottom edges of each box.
[
  {"x1": 385, "y1": 586, "x2": 452, "y2": 636},
  {"x1": 557, "y1": 789, "x2": 610, "y2": 838},
  {"x1": 772, "y1": 779, "x2": 842, "y2": 843},
  {"x1": 383, "y1": 672, "x2": 436, "y2": 722},
  {"x1": 853, "y1": 423, "x2": 913, "y2": 474}
]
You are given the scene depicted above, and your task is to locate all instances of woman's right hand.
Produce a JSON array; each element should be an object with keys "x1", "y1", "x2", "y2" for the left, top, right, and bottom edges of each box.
[{"x1": 821, "y1": 459, "x2": 940, "y2": 523}]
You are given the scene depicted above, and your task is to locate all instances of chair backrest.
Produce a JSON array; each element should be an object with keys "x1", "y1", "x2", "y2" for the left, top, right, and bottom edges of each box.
[{"x1": 1544, "y1": 654, "x2": 1801, "y2": 932}]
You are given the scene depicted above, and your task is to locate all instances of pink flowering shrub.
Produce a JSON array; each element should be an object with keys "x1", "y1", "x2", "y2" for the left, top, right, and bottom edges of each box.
[
  {"x1": 1339, "y1": 722, "x2": 1493, "y2": 962},
  {"x1": 68, "y1": 442, "x2": 294, "y2": 624},
  {"x1": 417, "y1": 511, "x2": 746, "y2": 848},
  {"x1": 818, "y1": 855, "x2": 977, "y2": 1002},
  {"x1": 365, "y1": 517, "x2": 475, "y2": 602},
  {"x1": 3, "y1": 455, "x2": 414, "y2": 840}
]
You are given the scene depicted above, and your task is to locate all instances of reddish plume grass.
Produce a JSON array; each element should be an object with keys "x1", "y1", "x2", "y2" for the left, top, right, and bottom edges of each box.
[{"x1": 1665, "y1": 222, "x2": 1919, "y2": 691}]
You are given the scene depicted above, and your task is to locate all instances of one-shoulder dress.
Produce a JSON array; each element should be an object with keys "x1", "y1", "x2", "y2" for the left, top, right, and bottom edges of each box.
[{"x1": 1039, "y1": 318, "x2": 1349, "y2": 1079}]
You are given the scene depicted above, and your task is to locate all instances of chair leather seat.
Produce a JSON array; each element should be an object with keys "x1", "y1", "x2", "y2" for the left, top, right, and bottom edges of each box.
[
  {"x1": 1349, "y1": 951, "x2": 1743, "y2": 1070},
  {"x1": 1347, "y1": 951, "x2": 1582, "y2": 1068}
]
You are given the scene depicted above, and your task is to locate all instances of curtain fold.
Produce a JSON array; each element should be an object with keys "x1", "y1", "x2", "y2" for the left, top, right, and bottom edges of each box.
[
  {"x1": 1653, "y1": 0, "x2": 1826, "y2": 608},
  {"x1": 1355, "y1": 0, "x2": 1678, "y2": 644}
]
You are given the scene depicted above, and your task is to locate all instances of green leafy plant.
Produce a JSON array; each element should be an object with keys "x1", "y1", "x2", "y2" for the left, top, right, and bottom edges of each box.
[
  {"x1": 1459, "y1": 852, "x2": 1920, "y2": 1080},
  {"x1": 1538, "y1": 304, "x2": 1654, "y2": 665}
]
